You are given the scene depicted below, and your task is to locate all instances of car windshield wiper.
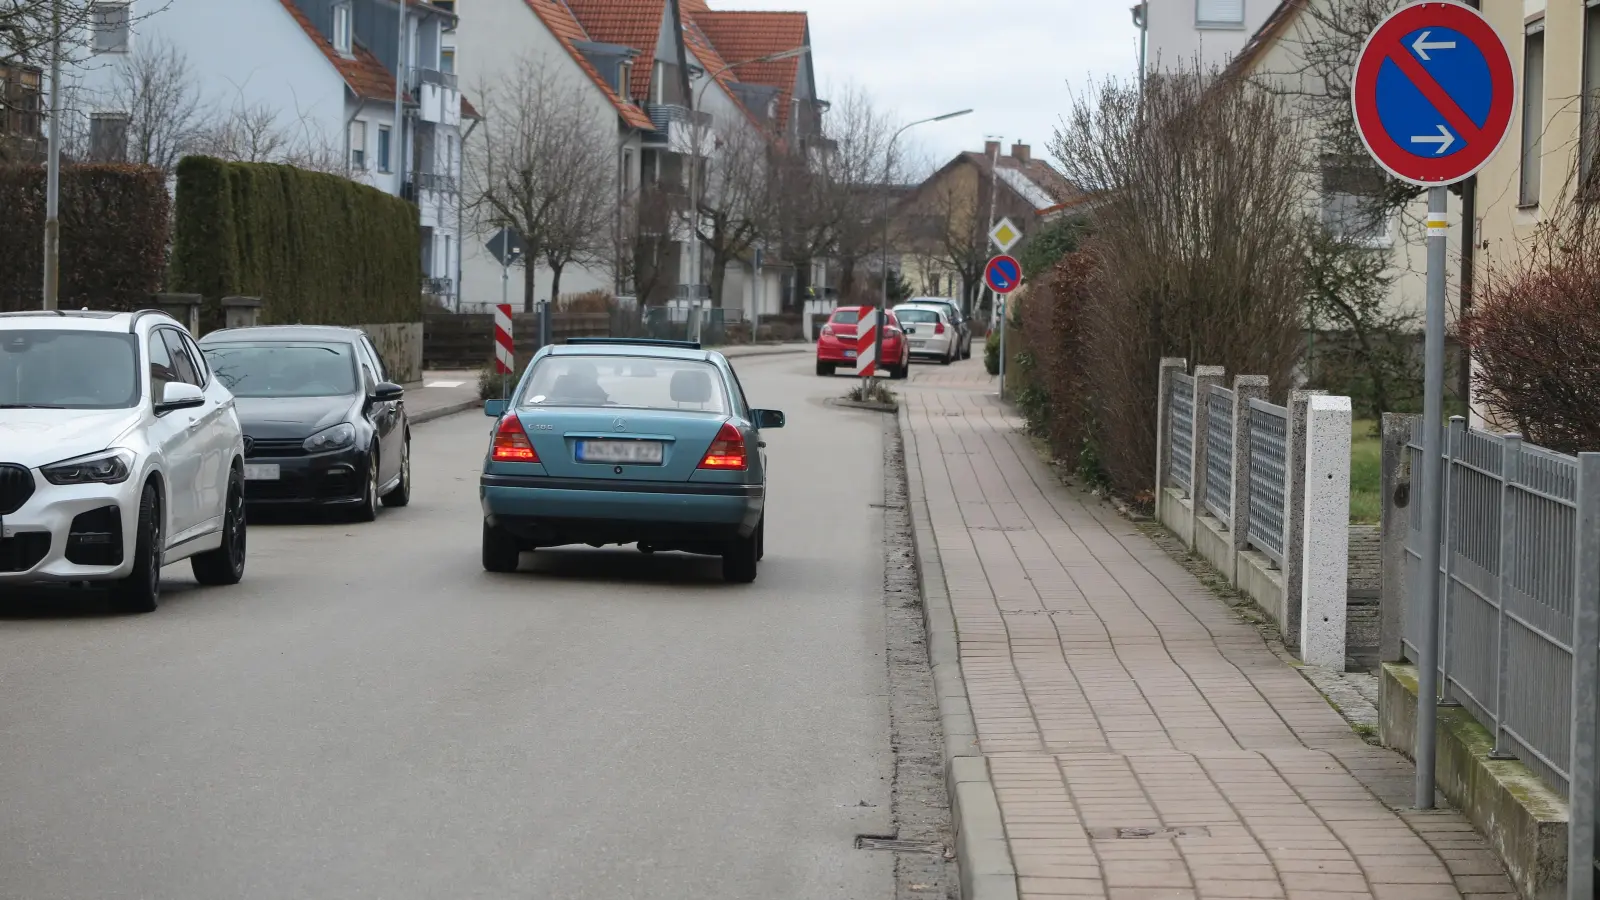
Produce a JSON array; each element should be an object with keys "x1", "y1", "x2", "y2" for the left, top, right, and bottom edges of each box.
[{"x1": 0, "y1": 403, "x2": 67, "y2": 409}]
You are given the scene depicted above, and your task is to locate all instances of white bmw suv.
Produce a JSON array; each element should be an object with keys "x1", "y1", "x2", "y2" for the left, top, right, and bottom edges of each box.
[{"x1": 0, "y1": 309, "x2": 248, "y2": 612}]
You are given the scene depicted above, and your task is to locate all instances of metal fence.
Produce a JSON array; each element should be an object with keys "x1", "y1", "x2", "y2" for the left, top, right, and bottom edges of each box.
[
  {"x1": 1245, "y1": 399, "x2": 1289, "y2": 565},
  {"x1": 1402, "y1": 420, "x2": 1598, "y2": 800},
  {"x1": 1204, "y1": 385, "x2": 1235, "y2": 522},
  {"x1": 1169, "y1": 372, "x2": 1195, "y2": 492}
]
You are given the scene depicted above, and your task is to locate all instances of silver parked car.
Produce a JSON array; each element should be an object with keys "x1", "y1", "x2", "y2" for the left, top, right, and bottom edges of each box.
[
  {"x1": 903, "y1": 296, "x2": 972, "y2": 360},
  {"x1": 893, "y1": 304, "x2": 959, "y2": 365}
]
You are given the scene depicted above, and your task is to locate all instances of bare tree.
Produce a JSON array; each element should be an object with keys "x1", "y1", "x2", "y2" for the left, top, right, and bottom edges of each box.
[
  {"x1": 465, "y1": 55, "x2": 615, "y2": 313},
  {"x1": 690, "y1": 116, "x2": 773, "y2": 307},
  {"x1": 2, "y1": 0, "x2": 170, "y2": 70},
  {"x1": 97, "y1": 35, "x2": 202, "y2": 172}
]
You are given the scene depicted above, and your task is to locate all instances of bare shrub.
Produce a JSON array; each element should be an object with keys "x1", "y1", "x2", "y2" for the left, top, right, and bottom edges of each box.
[{"x1": 1050, "y1": 66, "x2": 1310, "y2": 495}]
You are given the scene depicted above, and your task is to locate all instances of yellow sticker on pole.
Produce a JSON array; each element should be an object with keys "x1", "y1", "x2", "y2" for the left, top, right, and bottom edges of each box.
[{"x1": 1426, "y1": 217, "x2": 1447, "y2": 237}]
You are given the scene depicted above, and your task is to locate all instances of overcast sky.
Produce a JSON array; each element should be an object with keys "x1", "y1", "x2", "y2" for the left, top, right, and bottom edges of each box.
[{"x1": 725, "y1": 0, "x2": 1140, "y2": 174}]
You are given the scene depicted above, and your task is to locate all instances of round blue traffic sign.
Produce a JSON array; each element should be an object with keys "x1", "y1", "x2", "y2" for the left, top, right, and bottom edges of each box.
[
  {"x1": 1352, "y1": 2, "x2": 1515, "y2": 186},
  {"x1": 984, "y1": 255, "x2": 1021, "y2": 295}
]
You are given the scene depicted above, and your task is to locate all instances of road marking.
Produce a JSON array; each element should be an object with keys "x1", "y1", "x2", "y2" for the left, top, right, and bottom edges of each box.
[{"x1": 425, "y1": 380, "x2": 467, "y2": 388}]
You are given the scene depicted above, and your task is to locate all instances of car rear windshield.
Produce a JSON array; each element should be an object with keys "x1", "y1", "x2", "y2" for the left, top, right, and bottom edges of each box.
[
  {"x1": 0, "y1": 329, "x2": 140, "y2": 409},
  {"x1": 202, "y1": 342, "x2": 359, "y2": 398},
  {"x1": 896, "y1": 308, "x2": 941, "y2": 324},
  {"x1": 830, "y1": 309, "x2": 860, "y2": 324},
  {"x1": 519, "y1": 355, "x2": 729, "y2": 414}
]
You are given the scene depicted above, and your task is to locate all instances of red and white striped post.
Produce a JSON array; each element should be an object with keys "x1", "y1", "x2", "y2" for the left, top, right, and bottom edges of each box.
[
  {"x1": 494, "y1": 303, "x2": 514, "y2": 399},
  {"x1": 854, "y1": 307, "x2": 878, "y2": 378}
]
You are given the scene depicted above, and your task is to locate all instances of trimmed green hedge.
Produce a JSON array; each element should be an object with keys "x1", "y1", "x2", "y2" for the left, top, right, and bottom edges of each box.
[
  {"x1": 0, "y1": 164, "x2": 170, "y2": 311},
  {"x1": 171, "y1": 156, "x2": 421, "y2": 327}
]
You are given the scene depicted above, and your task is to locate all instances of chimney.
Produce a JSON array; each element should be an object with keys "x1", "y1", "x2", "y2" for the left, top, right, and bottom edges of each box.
[
  {"x1": 1011, "y1": 143, "x2": 1030, "y2": 163},
  {"x1": 983, "y1": 140, "x2": 1000, "y2": 158}
]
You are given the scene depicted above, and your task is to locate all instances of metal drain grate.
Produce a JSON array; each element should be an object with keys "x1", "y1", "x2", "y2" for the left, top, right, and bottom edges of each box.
[
  {"x1": 1088, "y1": 825, "x2": 1210, "y2": 840},
  {"x1": 855, "y1": 835, "x2": 945, "y2": 854}
]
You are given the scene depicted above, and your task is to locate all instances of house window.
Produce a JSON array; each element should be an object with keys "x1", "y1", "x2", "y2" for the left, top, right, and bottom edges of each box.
[
  {"x1": 929, "y1": 274, "x2": 941, "y2": 294},
  {"x1": 1520, "y1": 21, "x2": 1545, "y2": 206},
  {"x1": 0, "y1": 65, "x2": 43, "y2": 138},
  {"x1": 619, "y1": 61, "x2": 632, "y2": 101},
  {"x1": 441, "y1": 49, "x2": 455, "y2": 73},
  {"x1": 89, "y1": 112, "x2": 128, "y2": 161},
  {"x1": 1196, "y1": 0, "x2": 1244, "y2": 27},
  {"x1": 333, "y1": 3, "x2": 353, "y2": 55},
  {"x1": 91, "y1": 3, "x2": 130, "y2": 53},
  {"x1": 378, "y1": 125, "x2": 392, "y2": 172},
  {"x1": 350, "y1": 119, "x2": 368, "y2": 169},
  {"x1": 651, "y1": 60, "x2": 664, "y2": 105},
  {"x1": 622, "y1": 147, "x2": 634, "y2": 194},
  {"x1": 435, "y1": 0, "x2": 456, "y2": 31},
  {"x1": 1322, "y1": 192, "x2": 1391, "y2": 247},
  {"x1": 1581, "y1": 1, "x2": 1600, "y2": 189}
]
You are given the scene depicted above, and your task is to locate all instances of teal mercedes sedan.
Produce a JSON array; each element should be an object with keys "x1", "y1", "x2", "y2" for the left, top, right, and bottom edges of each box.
[{"x1": 479, "y1": 339, "x2": 785, "y2": 583}]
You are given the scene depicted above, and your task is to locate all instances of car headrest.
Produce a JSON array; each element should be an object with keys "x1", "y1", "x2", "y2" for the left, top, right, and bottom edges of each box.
[{"x1": 669, "y1": 368, "x2": 713, "y2": 404}]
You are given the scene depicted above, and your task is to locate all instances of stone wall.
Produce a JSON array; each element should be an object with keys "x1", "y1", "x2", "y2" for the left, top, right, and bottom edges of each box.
[{"x1": 358, "y1": 322, "x2": 424, "y2": 385}]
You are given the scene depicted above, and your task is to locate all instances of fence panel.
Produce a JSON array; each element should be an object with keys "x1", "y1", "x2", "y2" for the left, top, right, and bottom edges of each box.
[
  {"x1": 1245, "y1": 399, "x2": 1287, "y2": 565},
  {"x1": 1169, "y1": 373, "x2": 1195, "y2": 493},
  {"x1": 1401, "y1": 424, "x2": 1582, "y2": 798},
  {"x1": 1204, "y1": 385, "x2": 1235, "y2": 523}
]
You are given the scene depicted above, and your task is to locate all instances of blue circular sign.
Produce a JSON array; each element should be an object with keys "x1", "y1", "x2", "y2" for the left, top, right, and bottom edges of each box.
[{"x1": 985, "y1": 255, "x2": 1021, "y2": 294}]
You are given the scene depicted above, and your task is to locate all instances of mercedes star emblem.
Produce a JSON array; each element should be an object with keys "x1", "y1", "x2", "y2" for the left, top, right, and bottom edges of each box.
[{"x1": 613, "y1": 418, "x2": 627, "y2": 432}]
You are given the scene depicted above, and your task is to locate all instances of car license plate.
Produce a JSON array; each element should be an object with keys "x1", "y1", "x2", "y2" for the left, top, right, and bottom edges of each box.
[
  {"x1": 844, "y1": 350, "x2": 857, "y2": 358},
  {"x1": 577, "y1": 440, "x2": 664, "y2": 465},
  {"x1": 244, "y1": 464, "x2": 280, "y2": 481},
  {"x1": 911, "y1": 340, "x2": 926, "y2": 347}
]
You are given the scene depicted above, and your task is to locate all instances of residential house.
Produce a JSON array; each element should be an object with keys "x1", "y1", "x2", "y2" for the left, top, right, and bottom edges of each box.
[
  {"x1": 1136, "y1": 0, "x2": 1276, "y2": 75},
  {"x1": 1226, "y1": 0, "x2": 1461, "y2": 333},
  {"x1": 453, "y1": 0, "x2": 825, "y2": 315},
  {"x1": 892, "y1": 140, "x2": 1075, "y2": 318},
  {"x1": 53, "y1": 0, "x2": 470, "y2": 306},
  {"x1": 1469, "y1": 0, "x2": 1599, "y2": 425}
]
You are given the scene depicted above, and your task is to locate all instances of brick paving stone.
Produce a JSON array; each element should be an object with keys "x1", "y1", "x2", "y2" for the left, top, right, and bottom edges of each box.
[{"x1": 900, "y1": 368, "x2": 1519, "y2": 900}]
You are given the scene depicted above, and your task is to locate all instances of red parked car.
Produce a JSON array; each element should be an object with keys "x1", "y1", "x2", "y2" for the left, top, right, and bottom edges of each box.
[{"x1": 815, "y1": 306, "x2": 910, "y2": 379}]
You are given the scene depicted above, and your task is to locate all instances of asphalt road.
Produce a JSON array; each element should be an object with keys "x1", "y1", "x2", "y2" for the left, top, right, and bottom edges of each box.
[{"x1": 0, "y1": 352, "x2": 895, "y2": 900}]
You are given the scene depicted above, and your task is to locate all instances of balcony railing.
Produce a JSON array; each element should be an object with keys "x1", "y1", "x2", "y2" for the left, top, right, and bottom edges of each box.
[
  {"x1": 405, "y1": 172, "x2": 459, "y2": 198},
  {"x1": 409, "y1": 66, "x2": 458, "y2": 93},
  {"x1": 673, "y1": 284, "x2": 711, "y2": 302},
  {"x1": 644, "y1": 103, "x2": 711, "y2": 146},
  {"x1": 422, "y1": 276, "x2": 454, "y2": 296}
]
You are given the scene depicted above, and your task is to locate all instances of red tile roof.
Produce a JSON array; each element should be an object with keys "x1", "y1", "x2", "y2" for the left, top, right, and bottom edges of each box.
[
  {"x1": 519, "y1": 0, "x2": 655, "y2": 130},
  {"x1": 460, "y1": 94, "x2": 481, "y2": 120},
  {"x1": 675, "y1": 0, "x2": 769, "y2": 132},
  {"x1": 563, "y1": 0, "x2": 668, "y2": 104},
  {"x1": 276, "y1": 0, "x2": 407, "y2": 103},
  {"x1": 691, "y1": 9, "x2": 806, "y2": 129}
]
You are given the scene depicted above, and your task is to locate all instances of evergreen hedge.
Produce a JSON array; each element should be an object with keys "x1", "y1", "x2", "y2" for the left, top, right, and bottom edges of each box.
[
  {"x1": 171, "y1": 156, "x2": 421, "y2": 326},
  {"x1": 0, "y1": 164, "x2": 170, "y2": 311}
]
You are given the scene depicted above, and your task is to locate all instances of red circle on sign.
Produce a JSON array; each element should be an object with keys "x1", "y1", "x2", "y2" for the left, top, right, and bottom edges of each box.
[
  {"x1": 985, "y1": 255, "x2": 1021, "y2": 294},
  {"x1": 1351, "y1": 1, "x2": 1515, "y2": 187}
]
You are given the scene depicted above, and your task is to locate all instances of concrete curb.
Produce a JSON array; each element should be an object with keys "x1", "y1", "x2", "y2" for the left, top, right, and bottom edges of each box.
[
  {"x1": 897, "y1": 405, "x2": 1017, "y2": 900},
  {"x1": 410, "y1": 398, "x2": 481, "y2": 425},
  {"x1": 716, "y1": 342, "x2": 811, "y2": 358}
]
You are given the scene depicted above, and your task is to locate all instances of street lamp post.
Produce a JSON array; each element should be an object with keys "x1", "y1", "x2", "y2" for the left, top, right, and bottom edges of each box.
[
  {"x1": 874, "y1": 108, "x2": 972, "y2": 382},
  {"x1": 684, "y1": 45, "x2": 808, "y2": 342},
  {"x1": 42, "y1": 0, "x2": 62, "y2": 310}
]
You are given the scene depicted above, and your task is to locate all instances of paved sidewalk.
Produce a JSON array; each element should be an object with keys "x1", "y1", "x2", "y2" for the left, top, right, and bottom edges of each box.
[
  {"x1": 407, "y1": 371, "x2": 482, "y2": 424},
  {"x1": 900, "y1": 361, "x2": 1517, "y2": 900}
]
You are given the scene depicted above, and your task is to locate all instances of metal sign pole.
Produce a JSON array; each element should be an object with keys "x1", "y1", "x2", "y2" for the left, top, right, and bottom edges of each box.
[
  {"x1": 997, "y1": 298, "x2": 1007, "y2": 401},
  {"x1": 1414, "y1": 185, "x2": 1449, "y2": 809}
]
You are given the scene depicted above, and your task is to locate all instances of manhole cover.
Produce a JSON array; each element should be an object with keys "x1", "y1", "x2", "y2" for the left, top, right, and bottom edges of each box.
[
  {"x1": 1088, "y1": 825, "x2": 1210, "y2": 840},
  {"x1": 855, "y1": 835, "x2": 945, "y2": 854}
]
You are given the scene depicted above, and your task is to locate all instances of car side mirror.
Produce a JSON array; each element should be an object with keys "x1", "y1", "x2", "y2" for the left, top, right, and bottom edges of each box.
[
  {"x1": 154, "y1": 381, "x2": 205, "y2": 414},
  {"x1": 753, "y1": 408, "x2": 785, "y2": 429},
  {"x1": 484, "y1": 399, "x2": 507, "y2": 417},
  {"x1": 371, "y1": 381, "x2": 404, "y2": 402}
]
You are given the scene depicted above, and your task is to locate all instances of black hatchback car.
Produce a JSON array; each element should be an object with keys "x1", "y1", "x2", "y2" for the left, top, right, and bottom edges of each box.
[{"x1": 198, "y1": 325, "x2": 410, "y2": 521}]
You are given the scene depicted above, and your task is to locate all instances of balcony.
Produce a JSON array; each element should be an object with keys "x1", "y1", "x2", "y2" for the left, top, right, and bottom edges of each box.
[
  {"x1": 422, "y1": 276, "x2": 454, "y2": 297},
  {"x1": 409, "y1": 66, "x2": 460, "y2": 126},
  {"x1": 643, "y1": 103, "x2": 711, "y2": 154},
  {"x1": 407, "y1": 172, "x2": 459, "y2": 196}
]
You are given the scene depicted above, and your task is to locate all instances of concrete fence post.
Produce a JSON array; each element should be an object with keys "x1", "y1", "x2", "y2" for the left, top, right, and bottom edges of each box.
[
  {"x1": 1229, "y1": 375, "x2": 1269, "y2": 549},
  {"x1": 1300, "y1": 395, "x2": 1352, "y2": 668},
  {"x1": 1568, "y1": 452, "x2": 1600, "y2": 899},
  {"x1": 1281, "y1": 389, "x2": 1326, "y2": 652},
  {"x1": 1154, "y1": 358, "x2": 1188, "y2": 498},
  {"x1": 1379, "y1": 413, "x2": 1418, "y2": 664},
  {"x1": 1188, "y1": 365, "x2": 1226, "y2": 548}
]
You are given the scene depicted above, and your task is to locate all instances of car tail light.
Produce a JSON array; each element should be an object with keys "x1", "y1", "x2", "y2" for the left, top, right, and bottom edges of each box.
[
  {"x1": 492, "y1": 414, "x2": 539, "y2": 462},
  {"x1": 885, "y1": 326, "x2": 900, "y2": 338},
  {"x1": 698, "y1": 422, "x2": 748, "y2": 470},
  {"x1": 935, "y1": 322, "x2": 946, "y2": 335}
]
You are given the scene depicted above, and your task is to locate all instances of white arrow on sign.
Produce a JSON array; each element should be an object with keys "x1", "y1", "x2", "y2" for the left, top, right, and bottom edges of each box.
[
  {"x1": 1410, "y1": 124, "x2": 1456, "y2": 155},
  {"x1": 1411, "y1": 30, "x2": 1456, "y2": 61}
]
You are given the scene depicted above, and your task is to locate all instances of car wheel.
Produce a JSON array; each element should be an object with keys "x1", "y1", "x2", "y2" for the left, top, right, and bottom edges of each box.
[
  {"x1": 891, "y1": 363, "x2": 908, "y2": 380},
  {"x1": 381, "y1": 434, "x2": 411, "y2": 508},
  {"x1": 191, "y1": 473, "x2": 246, "y2": 586},
  {"x1": 816, "y1": 361, "x2": 834, "y2": 377},
  {"x1": 756, "y1": 517, "x2": 764, "y2": 561},
  {"x1": 941, "y1": 347, "x2": 953, "y2": 365},
  {"x1": 722, "y1": 524, "x2": 759, "y2": 584},
  {"x1": 110, "y1": 483, "x2": 162, "y2": 614},
  {"x1": 482, "y1": 519, "x2": 521, "y2": 573},
  {"x1": 353, "y1": 445, "x2": 379, "y2": 522}
]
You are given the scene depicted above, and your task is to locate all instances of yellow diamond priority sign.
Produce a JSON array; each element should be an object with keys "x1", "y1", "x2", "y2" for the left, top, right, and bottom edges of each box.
[{"x1": 988, "y1": 217, "x2": 1021, "y2": 253}]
